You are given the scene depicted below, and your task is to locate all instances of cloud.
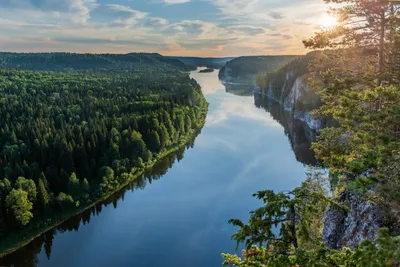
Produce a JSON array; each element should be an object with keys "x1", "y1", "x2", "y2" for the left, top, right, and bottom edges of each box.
[
  {"x1": 0, "y1": 0, "x2": 97, "y2": 24},
  {"x1": 165, "y1": 20, "x2": 217, "y2": 36},
  {"x1": 269, "y1": 11, "x2": 284, "y2": 20},
  {"x1": 143, "y1": 17, "x2": 168, "y2": 28},
  {"x1": 53, "y1": 36, "x2": 158, "y2": 47},
  {"x1": 163, "y1": 0, "x2": 190, "y2": 4},
  {"x1": 269, "y1": 33, "x2": 293, "y2": 40},
  {"x1": 177, "y1": 37, "x2": 239, "y2": 50},
  {"x1": 0, "y1": 0, "x2": 333, "y2": 56},
  {"x1": 92, "y1": 4, "x2": 148, "y2": 27},
  {"x1": 210, "y1": 0, "x2": 259, "y2": 17},
  {"x1": 228, "y1": 26, "x2": 268, "y2": 35}
]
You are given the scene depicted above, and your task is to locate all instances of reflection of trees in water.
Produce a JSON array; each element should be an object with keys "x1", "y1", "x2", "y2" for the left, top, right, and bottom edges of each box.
[
  {"x1": 221, "y1": 78, "x2": 255, "y2": 96},
  {"x1": 254, "y1": 94, "x2": 319, "y2": 166},
  {"x1": 0, "y1": 138, "x2": 194, "y2": 267}
]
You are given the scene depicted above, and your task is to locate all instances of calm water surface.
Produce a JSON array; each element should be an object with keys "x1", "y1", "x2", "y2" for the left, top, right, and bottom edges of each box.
[{"x1": 1, "y1": 69, "x2": 314, "y2": 267}]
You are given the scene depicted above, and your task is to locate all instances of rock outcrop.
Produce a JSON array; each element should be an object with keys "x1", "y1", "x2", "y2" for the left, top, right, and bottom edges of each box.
[
  {"x1": 323, "y1": 190, "x2": 385, "y2": 249},
  {"x1": 254, "y1": 52, "x2": 387, "y2": 250}
]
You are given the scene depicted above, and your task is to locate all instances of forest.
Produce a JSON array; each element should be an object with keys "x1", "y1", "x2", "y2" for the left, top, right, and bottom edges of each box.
[
  {"x1": 223, "y1": 0, "x2": 400, "y2": 266},
  {"x1": 0, "y1": 53, "x2": 208, "y2": 252},
  {"x1": 218, "y1": 55, "x2": 298, "y2": 80},
  {"x1": 169, "y1": 56, "x2": 234, "y2": 69}
]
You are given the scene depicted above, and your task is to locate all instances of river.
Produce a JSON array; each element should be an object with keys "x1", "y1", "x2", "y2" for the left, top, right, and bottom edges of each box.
[{"x1": 0, "y1": 69, "x2": 315, "y2": 267}]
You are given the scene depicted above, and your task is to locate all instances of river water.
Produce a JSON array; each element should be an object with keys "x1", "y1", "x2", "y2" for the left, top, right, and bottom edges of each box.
[{"x1": 0, "y1": 69, "x2": 315, "y2": 267}]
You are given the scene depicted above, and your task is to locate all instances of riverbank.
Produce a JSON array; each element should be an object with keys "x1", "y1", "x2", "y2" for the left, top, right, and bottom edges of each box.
[{"x1": 0, "y1": 115, "x2": 207, "y2": 259}]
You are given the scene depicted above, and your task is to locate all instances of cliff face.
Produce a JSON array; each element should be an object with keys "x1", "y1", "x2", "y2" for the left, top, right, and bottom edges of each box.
[
  {"x1": 255, "y1": 52, "x2": 387, "y2": 250},
  {"x1": 254, "y1": 94, "x2": 318, "y2": 166},
  {"x1": 259, "y1": 52, "x2": 322, "y2": 131},
  {"x1": 323, "y1": 191, "x2": 385, "y2": 249},
  {"x1": 264, "y1": 75, "x2": 322, "y2": 131}
]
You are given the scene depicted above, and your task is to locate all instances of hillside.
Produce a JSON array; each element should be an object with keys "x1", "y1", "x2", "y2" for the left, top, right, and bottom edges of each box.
[
  {"x1": 169, "y1": 56, "x2": 234, "y2": 69},
  {"x1": 256, "y1": 52, "x2": 322, "y2": 116},
  {"x1": 218, "y1": 55, "x2": 299, "y2": 81},
  {"x1": 0, "y1": 52, "x2": 188, "y2": 72}
]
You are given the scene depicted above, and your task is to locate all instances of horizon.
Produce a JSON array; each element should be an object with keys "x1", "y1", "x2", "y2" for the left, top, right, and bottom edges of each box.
[
  {"x1": 0, "y1": 51, "x2": 304, "y2": 58},
  {"x1": 0, "y1": 0, "x2": 334, "y2": 57}
]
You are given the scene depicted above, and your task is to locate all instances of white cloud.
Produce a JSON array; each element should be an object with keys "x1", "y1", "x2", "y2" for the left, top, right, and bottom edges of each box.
[{"x1": 163, "y1": 0, "x2": 190, "y2": 4}]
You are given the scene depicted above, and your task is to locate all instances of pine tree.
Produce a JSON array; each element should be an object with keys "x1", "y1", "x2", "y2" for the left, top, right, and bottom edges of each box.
[
  {"x1": 37, "y1": 176, "x2": 50, "y2": 208},
  {"x1": 304, "y1": 0, "x2": 400, "y2": 81}
]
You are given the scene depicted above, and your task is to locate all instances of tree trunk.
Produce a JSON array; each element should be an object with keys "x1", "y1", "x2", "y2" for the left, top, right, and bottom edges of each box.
[
  {"x1": 289, "y1": 203, "x2": 298, "y2": 249},
  {"x1": 378, "y1": 6, "x2": 385, "y2": 85}
]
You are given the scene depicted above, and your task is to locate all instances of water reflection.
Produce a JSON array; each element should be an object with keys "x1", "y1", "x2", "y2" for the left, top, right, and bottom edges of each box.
[
  {"x1": 254, "y1": 94, "x2": 318, "y2": 166},
  {"x1": 1, "y1": 70, "x2": 315, "y2": 267},
  {"x1": 0, "y1": 145, "x2": 190, "y2": 267},
  {"x1": 223, "y1": 80, "x2": 254, "y2": 96}
]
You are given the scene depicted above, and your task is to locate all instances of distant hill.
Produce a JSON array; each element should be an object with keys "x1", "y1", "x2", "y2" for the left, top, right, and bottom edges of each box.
[
  {"x1": 169, "y1": 56, "x2": 234, "y2": 69},
  {"x1": 218, "y1": 55, "x2": 299, "y2": 81},
  {"x1": 0, "y1": 52, "x2": 188, "y2": 72}
]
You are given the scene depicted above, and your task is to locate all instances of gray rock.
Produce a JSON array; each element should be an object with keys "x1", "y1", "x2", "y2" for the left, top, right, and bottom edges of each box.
[{"x1": 322, "y1": 190, "x2": 385, "y2": 249}]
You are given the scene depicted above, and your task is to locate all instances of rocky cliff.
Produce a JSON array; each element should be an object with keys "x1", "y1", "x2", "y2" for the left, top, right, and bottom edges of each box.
[
  {"x1": 322, "y1": 191, "x2": 386, "y2": 249},
  {"x1": 258, "y1": 52, "x2": 322, "y2": 131},
  {"x1": 255, "y1": 52, "x2": 388, "y2": 250}
]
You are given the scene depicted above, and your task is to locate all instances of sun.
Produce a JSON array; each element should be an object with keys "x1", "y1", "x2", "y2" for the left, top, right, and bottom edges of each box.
[{"x1": 321, "y1": 15, "x2": 338, "y2": 28}]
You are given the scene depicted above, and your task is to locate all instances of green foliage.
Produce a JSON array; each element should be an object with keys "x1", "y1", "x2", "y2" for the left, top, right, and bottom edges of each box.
[
  {"x1": 55, "y1": 192, "x2": 74, "y2": 209},
  {"x1": 308, "y1": 49, "x2": 400, "y2": 191},
  {"x1": 68, "y1": 173, "x2": 80, "y2": 198},
  {"x1": 255, "y1": 52, "x2": 322, "y2": 113},
  {"x1": 199, "y1": 68, "x2": 215, "y2": 73},
  {"x1": 5, "y1": 189, "x2": 33, "y2": 226},
  {"x1": 228, "y1": 173, "x2": 334, "y2": 257},
  {"x1": 99, "y1": 166, "x2": 119, "y2": 194},
  {"x1": 0, "y1": 52, "x2": 208, "y2": 231},
  {"x1": 14, "y1": 177, "x2": 37, "y2": 202},
  {"x1": 82, "y1": 178, "x2": 89, "y2": 193},
  {"x1": 37, "y1": 176, "x2": 50, "y2": 208},
  {"x1": 0, "y1": 52, "x2": 188, "y2": 72},
  {"x1": 169, "y1": 56, "x2": 234, "y2": 69},
  {"x1": 0, "y1": 178, "x2": 12, "y2": 194},
  {"x1": 219, "y1": 56, "x2": 299, "y2": 80},
  {"x1": 222, "y1": 175, "x2": 400, "y2": 266},
  {"x1": 222, "y1": 229, "x2": 400, "y2": 267}
]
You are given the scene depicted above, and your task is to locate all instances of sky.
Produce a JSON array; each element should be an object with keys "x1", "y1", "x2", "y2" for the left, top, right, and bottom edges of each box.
[{"x1": 0, "y1": 0, "x2": 333, "y2": 57}]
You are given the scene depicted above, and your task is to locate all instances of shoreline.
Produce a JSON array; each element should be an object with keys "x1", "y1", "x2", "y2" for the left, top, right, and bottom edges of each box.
[{"x1": 0, "y1": 118, "x2": 206, "y2": 259}]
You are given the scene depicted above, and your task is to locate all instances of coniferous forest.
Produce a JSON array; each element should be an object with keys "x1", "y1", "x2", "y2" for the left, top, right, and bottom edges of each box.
[{"x1": 0, "y1": 53, "x2": 208, "y2": 252}]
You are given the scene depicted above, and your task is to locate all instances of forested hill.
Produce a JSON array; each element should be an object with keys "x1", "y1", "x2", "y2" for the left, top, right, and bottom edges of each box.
[
  {"x1": 0, "y1": 52, "x2": 208, "y2": 254},
  {"x1": 169, "y1": 56, "x2": 234, "y2": 69},
  {"x1": 218, "y1": 55, "x2": 299, "y2": 80},
  {"x1": 0, "y1": 52, "x2": 188, "y2": 72},
  {"x1": 256, "y1": 52, "x2": 322, "y2": 114}
]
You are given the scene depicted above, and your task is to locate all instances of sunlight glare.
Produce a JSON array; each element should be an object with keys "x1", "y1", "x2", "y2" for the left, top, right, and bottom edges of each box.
[{"x1": 321, "y1": 15, "x2": 338, "y2": 28}]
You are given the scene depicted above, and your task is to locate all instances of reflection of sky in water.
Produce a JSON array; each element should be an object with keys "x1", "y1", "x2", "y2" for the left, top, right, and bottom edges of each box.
[{"x1": 35, "y1": 70, "x2": 308, "y2": 267}]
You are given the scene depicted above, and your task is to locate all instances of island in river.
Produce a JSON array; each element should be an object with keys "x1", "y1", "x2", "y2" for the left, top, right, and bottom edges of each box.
[{"x1": 199, "y1": 68, "x2": 215, "y2": 73}]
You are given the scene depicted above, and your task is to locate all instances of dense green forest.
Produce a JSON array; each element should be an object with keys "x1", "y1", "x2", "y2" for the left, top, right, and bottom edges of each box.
[
  {"x1": 223, "y1": 0, "x2": 400, "y2": 266},
  {"x1": 169, "y1": 56, "x2": 234, "y2": 69},
  {"x1": 199, "y1": 68, "x2": 215, "y2": 73},
  {"x1": 218, "y1": 55, "x2": 298, "y2": 80},
  {"x1": 0, "y1": 52, "x2": 188, "y2": 72},
  {"x1": 0, "y1": 53, "x2": 208, "y2": 253}
]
